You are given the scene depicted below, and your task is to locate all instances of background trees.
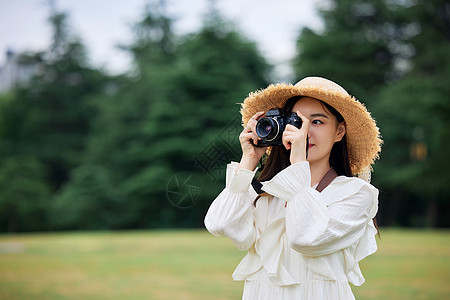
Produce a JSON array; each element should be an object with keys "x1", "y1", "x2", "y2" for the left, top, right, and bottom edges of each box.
[
  {"x1": 294, "y1": 0, "x2": 450, "y2": 226},
  {"x1": 3, "y1": 2, "x2": 270, "y2": 231},
  {"x1": 293, "y1": 0, "x2": 394, "y2": 102},
  {"x1": 372, "y1": 0, "x2": 450, "y2": 227},
  {"x1": 0, "y1": 9, "x2": 110, "y2": 231},
  {"x1": 0, "y1": 0, "x2": 448, "y2": 231}
]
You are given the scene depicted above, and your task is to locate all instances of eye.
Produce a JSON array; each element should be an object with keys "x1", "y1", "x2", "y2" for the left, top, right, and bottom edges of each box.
[{"x1": 312, "y1": 119, "x2": 323, "y2": 125}]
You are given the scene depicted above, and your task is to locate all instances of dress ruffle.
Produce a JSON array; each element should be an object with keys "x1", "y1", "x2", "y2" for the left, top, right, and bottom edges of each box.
[
  {"x1": 206, "y1": 161, "x2": 379, "y2": 297},
  {"x1": 302, "y1": 219, "x2": 378, "y2": 286},
  {"x1": 233, "y1": 198, "x2": 377, "y2": 287},
  {"x1": 243, "y1": 279, "x2": 355, "y2": 300},
  {"x1": 233, "y1": 197, "x2": 299, "y2": 286},
  {"x1": 231, "y1": 162, "x2": 378, "y2": 287},
  {"x1": 344, "y1": 219, "x2": 378, "y2": 286}
]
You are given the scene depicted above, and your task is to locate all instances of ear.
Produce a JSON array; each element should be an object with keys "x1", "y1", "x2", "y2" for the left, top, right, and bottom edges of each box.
[{"x1": 335, "y1": 122, "x2": 346, "y2": 142}]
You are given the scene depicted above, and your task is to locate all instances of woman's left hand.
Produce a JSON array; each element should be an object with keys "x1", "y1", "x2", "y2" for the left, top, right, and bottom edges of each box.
[{"x1": 282, "y1": 110, "x2": 310, "y2": 164}]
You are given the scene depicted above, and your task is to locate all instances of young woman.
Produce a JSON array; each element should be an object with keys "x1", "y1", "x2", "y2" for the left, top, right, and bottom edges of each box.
[{"x1": 205, "y1": 77, "x2": 382, "y2": 299}]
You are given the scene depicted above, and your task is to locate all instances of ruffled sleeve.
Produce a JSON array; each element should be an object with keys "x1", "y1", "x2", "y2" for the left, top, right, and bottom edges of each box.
[
  {"x1": 262, "y1": 161, "x2": 378, "y2": 257},
  {"x1": 342, "y1": 218, "x2": 378, "y2": 285},
  {"x1": 204, "y1": 162, "x2": 258, "y2": 251}
]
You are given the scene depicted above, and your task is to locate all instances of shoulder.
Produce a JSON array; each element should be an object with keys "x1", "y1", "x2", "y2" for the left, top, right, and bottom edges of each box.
[
  {"x1": 331, "y1": 175, "x2": 378, "y2": 194},
  {"x1": 322, "y1": 175, "x2": 379, "y2": 209}
]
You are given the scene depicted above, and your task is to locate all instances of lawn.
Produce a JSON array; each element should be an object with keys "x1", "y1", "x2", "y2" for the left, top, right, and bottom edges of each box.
[{"x1": 0, "y1": 229, "x2": 449, "y2": 299}]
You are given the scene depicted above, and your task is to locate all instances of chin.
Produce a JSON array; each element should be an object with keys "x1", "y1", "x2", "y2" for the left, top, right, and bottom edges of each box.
[{"x1": 306, "y1": 153, "x2": 329, "y2": 165}]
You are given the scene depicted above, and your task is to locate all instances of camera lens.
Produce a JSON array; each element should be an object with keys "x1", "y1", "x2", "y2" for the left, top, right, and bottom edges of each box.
[{"x1": 256, "y1": 117, "x2": 279, "y2": 141}]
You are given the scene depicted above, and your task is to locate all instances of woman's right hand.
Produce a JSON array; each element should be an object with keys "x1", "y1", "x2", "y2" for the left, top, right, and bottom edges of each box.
[{"x1": 238, "y1": 111, "x2": 267, "y2": 170}]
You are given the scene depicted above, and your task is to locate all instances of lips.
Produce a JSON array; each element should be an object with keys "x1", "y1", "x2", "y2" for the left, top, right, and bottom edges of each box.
[{"x1": 308, "y1": 144, "x2": 315, "y2": 149}]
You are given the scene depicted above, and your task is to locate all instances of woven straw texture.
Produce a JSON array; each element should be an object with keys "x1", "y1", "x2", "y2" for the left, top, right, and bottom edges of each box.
[{"x1": 240, "y1": 77, "x2": 382, "y2": 176}]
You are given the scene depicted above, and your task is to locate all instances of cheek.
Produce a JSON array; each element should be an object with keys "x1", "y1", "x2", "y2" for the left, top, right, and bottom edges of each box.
[
  {"x1": 308, "y1": 127, "x2": 317, "y2": 139},
  {"x1": 310, "y1": 127, "x2": 337, "y2": 144}
]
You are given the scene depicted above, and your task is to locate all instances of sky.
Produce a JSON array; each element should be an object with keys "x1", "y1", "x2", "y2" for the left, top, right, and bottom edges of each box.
[{"x1": 0, "y1": 0, "x2": 325, "y2": 80}]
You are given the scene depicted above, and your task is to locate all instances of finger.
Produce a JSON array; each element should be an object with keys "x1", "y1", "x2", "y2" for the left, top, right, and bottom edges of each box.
[
  {"x1": 245, "y1": 111, "x2": 264, "y2": 132},
  {"x1": 295, "y1": 111, "x2": 311, "y2": 137},
  {"x1": 244, "y1": 120, "x2": 256, "y2": 133},
  {"x1": 296, "y1": 110, "x2": 310, "y2": 126},
  {"x1": 245, "y1": 122, "x2": 260, "y2": 140},
  {"x1": 245, "y1": 116, "x2": 256, "y2": 127},
  {"x1": 285, "y1": 124, "x2": 300, "y2": 132},
  {"x1": 253, "y1": 111, "x2": 265, "y2": 119},
  {"x1": 241, "y1": 131, "x2": 256, "y2": 140},
  {"x1": 250, "y1": 133, "x2": 260, "y2": 145},
  {"x1": 250, "y1": 119, "x2": 259, "y2": 135},
  {"x1": 241, "y1": 132, "x2": 260, "y2": 145},
  {"x1": 249, "y1": 111, "x2": 265, "y2": 123},
  {"x1": 248, "y1": 111, "x2": 266, "y2": 137},
  {"x1": 282, "y1": 131, "x2": 292, "y2": 150},
  {"x1": 282, "y1": 130, "x2": 293, "y2": 140},
  {"x1": 283, "y1": 127, "x2": 307, "y2": 151}
]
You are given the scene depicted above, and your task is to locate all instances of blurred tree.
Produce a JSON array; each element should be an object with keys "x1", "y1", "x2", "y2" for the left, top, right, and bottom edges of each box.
[
  {"x1": 294, "y1": 0, "x2": 450, "y2": 227},
  {"x1": 173, "y1": 7, "x2": 272, "y2": 226},
  {"x1": 13, "y1": 10, "x2": 109, "y2": 190},
  {"x1": 0, "y1": 8, "x2": 110, "y2": 231},
  {"x1": 51, "y1": 1, "x2": 177, "y2": 229},
  {"x1": 53, "y1": 1, "x2": 272, "y2": 230},
  {"x1": 372, "y1": 0, "x2": 450, "y2": 227},
  {"x1": 293, "y1": 0, "x2": 394, "y2": 101},
  {"x1": 0, "y1": 155, "x2": 50, "y2": 232}
]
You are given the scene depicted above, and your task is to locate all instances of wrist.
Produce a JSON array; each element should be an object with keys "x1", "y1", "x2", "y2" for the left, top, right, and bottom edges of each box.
[
  {"x1": 290, "y1": 155, "x2": 307, "y2": 165},
  {"x1": 239, "y1": 154, "x2": 259, "y2": 171},
  {"x1": 290, "y1": 147, "x2": 307, "y2": 164}
]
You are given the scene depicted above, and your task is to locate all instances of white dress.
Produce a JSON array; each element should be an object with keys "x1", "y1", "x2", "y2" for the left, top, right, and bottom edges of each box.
[{"x1": 204, "y1": 161, "x2": 379, "y2": 300}]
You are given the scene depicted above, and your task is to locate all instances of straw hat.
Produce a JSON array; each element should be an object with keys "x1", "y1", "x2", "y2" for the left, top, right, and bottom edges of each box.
[{"x1": 240, "y1": 76, "x2": 382, "y2": 176}]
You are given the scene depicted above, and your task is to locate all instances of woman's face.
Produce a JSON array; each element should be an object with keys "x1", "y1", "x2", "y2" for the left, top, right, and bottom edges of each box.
[{"x1": 291, "y1": 97, "x2": 346, "y2": 166}]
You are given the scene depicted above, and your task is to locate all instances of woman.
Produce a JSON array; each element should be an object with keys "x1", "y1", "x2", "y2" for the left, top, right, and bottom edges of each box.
[{"x1": 205, "y1": 77, "x2": 382, "y2": 299}]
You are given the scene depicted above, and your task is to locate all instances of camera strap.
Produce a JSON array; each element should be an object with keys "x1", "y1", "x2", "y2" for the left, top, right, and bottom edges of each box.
[{"x1": 316, "y1": 167, "x2": 338, "y2": 193}]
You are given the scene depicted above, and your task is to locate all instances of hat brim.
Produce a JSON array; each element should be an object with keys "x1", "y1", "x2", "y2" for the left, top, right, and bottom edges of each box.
[{"x1": 240, "y1": 80, "x2": 382, "y2": 175}]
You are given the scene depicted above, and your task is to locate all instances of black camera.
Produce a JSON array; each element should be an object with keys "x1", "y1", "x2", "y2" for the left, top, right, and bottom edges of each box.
[{"x1": 255, "y1": 108, "x2": 302, "y2": 147}]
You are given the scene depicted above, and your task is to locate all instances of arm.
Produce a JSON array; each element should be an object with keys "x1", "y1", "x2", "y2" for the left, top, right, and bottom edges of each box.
[
  {"x1": 204, "y1": 162, "x2": 258, "y2": 251},
  {"x1": 262, "y1": 161, "x2": 378, "y2": 256}
]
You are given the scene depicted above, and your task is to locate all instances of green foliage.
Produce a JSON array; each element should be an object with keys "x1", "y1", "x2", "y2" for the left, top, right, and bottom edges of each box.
[
  {"x1": 1, "y1": 0, "x2": 448, "y2": 231},
  {"x1": 371, "y1": 0, "x2": 450, "y2": 227},
  {"x1": 294, "y1": 0, "x2": 394, "y2": 101},
  {"x1": 50, "y1": 164, "x2": 124, "y2": 230},
  {"x1": 50, "y1": 5, "x2": 271, "y2": 230},
  {"x1": 374, "y1": 77, "x2": 450, "y2": 193},
  {"x1": 0, "y1": 8, "x2": 110, "y2": 231},
  {"x1": 0, "y1": 156, "x2": 50, "y2": 232},
  {"x1": 294, "y1": 0, "x2": 450, "y2": 227}
]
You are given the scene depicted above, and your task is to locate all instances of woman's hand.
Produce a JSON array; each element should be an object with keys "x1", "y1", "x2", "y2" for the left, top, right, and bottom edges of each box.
[
  {"x1": 238, "y1": 111, "x2": 267, "y2": 170},
  {"x1": 282, "y1": 110, "x2": 310, "y2": 164}
]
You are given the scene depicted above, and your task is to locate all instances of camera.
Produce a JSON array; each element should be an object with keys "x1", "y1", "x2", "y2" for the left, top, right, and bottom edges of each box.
[{"x1": 255, "y1": 108, "x2": 303, "y2": 147}]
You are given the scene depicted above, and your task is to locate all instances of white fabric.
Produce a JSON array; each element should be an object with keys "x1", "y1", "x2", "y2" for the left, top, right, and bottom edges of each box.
[
  {"x1": 243, "y1": 280, "x2": 355, "y2": 300},
  {"x1": 204, "y1": 161, "x2": 379, "y2": 299}
]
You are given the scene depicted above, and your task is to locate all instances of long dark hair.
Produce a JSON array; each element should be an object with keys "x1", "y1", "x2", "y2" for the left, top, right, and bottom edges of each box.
[{"x1": 254, "y1": 96, "x2": 380, "y2": 235}]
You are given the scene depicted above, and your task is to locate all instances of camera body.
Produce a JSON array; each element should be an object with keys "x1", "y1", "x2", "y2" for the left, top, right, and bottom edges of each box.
[{"x1": 256, "y1": 108, "x2": 302, "y2": 147}]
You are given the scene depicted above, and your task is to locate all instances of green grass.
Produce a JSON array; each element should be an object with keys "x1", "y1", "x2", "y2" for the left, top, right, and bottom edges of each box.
[{"x1": 0, "y1": 229, "x2": 449, "y2": 299}]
